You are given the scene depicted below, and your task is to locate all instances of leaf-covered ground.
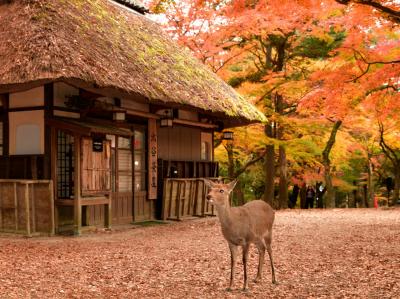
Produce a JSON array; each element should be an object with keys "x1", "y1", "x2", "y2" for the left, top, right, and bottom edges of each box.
[{"x1": 0, "y1": 208, "x2": 399, "y2": 298}]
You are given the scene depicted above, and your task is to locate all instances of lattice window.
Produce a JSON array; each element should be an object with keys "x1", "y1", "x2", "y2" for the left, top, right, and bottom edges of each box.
[
  {"x1": 118, "y1": 136, "x2": 132, "y2": 192},
  {"x1": 57, "y1": 131, "x2": 74, "y2": 199}
]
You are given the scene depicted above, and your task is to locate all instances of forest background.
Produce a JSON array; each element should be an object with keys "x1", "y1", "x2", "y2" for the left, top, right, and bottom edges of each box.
[{"x1": 149, "y1": 0, "x2": 400, "y2": 209}]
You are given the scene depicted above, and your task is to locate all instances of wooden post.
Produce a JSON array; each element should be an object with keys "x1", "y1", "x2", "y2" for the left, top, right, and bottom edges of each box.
[
  {"x1": 0, "y1": 183, "x2": 2, "y2": 230},
  {"x1": 73, "y1": 135, "x2": 82, "y2": 236},
  {"x1": 105, "y1": 194, "x2": 112, "y2": 229},
  {"x1": 49, "y1": 180, "x2": 55, "y2": 235},
  {"x1": 14, "y1": 182, "x2": 18, "y2": 231},
  {"x1": 30, "y1": 184, "x2": 36, "y2": 233},
  {"x1": 161, "y1": 179, "x2": 168, "y2": 221},
  {"x1": 50, "y1": 127, "x2": 58, "y2": 234},
  {"x1": 201, "y1": 179, "x2": 206, "y2": 217},
  {"x1": 24, "y1": 183, "x2": 31, "y2": 237},
  {"x1": 176, "y1": 181, "x2": 182, "y2": 220}
]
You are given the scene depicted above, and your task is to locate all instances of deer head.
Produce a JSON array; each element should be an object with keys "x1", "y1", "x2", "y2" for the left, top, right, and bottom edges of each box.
[{"x1": 205, "y1": 179, "x2": 237, "y2": 207}]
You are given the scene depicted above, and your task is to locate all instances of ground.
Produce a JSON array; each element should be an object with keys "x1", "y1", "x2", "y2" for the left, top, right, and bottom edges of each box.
[{"x1": 0, "y1": 209, "x2": 399, "y2": 299}]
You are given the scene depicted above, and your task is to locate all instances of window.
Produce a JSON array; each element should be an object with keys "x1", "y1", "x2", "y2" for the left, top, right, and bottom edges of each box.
[
  {"x1": 118, "y1": 136, "x2": 132, "y2": 192},
  {"x1": 201, "y1": 141, "x2": 210, "y2": 161},
  {"x1": 134, "y1": 130, "x2": 147, "y2": 191},
  {"x1": 15, "y1": 124, "x2": 41, "y2": 155},
  {"x1": 9, "y1": 111, "x2": 44, "y2": 155},
  {"x1": 57, "y1": 131, "x2": 75, "y2": 199},
  {"x1": 201, "y1": 132, "x2": 212, "y2": 161},
  {"x1": 0, "y1": 122, "x2": 3, "y2": 156}
]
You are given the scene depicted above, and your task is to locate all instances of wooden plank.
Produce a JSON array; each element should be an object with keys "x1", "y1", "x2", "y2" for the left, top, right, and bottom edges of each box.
[
  {"x1": 105, "y1": 195, "x2": 112, "y2": 229},
  {"x1": 30, "y1": 184, "x2": 36, "y2": 233},
  {"x1": 161, "y1": 179, "x2": 169, "y2": 221},
  {"x1": 55, "y1": 199, "x2": 74, "y2": 206},
  {"x1": 81, "y1": 197, "x2": 109, "y2": 206},
  {"x1": 24, "y1": 183, "x2": 31, "y2": 237}
]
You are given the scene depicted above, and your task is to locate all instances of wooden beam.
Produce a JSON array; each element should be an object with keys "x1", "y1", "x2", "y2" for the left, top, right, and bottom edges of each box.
[
  {"x1": 80, "y1": 197, "x2": 110, "y2": 206},
  {"x1": 73, "y1": 134, "x2": 81, "y2": 235},
  {"x1": 125, "y1": 108, "x2": 159, "y2": 119},
  {"x1": 172, "y1": 118, "x2": 218, "y2": 129}
]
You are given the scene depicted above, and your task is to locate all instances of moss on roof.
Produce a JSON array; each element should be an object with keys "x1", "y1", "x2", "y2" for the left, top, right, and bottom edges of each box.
[{"x1": 0, "y1": 0, "x2": 266, "y2": 125}]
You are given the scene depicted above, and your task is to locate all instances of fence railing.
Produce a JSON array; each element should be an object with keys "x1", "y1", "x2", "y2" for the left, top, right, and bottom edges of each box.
[
  {"x1": 0, "y1": 180, "x2": 55, "y2": 236},
  {"x1": 161, "y1": 178, "x2": 217, "y2": 221}
]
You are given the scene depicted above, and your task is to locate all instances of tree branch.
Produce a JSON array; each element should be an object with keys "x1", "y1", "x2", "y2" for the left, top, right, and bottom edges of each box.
[
  {"x1": 233, "y1": 151, "x2": 266, "y2": 179},
  {"x1": 335, "y1": 0, "x2": 400, "y2": 23}
]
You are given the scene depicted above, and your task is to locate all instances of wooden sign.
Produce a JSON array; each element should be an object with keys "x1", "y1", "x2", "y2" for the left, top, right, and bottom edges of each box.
[{"x1": 148, "y1": 119, "x2": 158, "y2": 200}]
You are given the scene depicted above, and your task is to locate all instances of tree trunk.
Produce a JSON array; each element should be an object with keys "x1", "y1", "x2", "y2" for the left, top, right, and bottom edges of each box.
[
  {"x1": 322, "y1": 120, "x2": 342, "y2": 208},
  {"x1": 367, "y1": 154, "x2": 374, "y2": 207},
  {"x1": 278, "y1": 145, "x2": 288, "y2": 209},
  {"x1": 393, "y1": 169, "x2": 400, "y2": 206},
  {"x1": 300, "y1": 183, "x2": 307, "y2": 209},
  {"x1": 225, "y1": 141, "x2": 234, "y2": 179},
  {"x1": 263, "y1": 124, "x2": 275, "y2": 206},
  {"x1": 275, "y1": 93, "x2": 288, "y2": 209}
]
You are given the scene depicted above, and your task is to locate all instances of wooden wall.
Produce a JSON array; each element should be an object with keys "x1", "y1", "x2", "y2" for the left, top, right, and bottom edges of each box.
[
  {"x1": 157, "y1": 126, "x2": 201, "y2": 161},
  {"x1": 0, "y1": 180, "x2": 54, "y2": 236}
]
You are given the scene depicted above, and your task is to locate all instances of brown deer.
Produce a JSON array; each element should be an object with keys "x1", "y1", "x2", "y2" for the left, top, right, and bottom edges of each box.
[{"x1": 205, "y1": 179, "x2": 276, "y2": 291}]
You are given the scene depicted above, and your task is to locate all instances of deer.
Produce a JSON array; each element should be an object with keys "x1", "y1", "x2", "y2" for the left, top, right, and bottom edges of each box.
[{"x1": 204, "y1": 179, "x2": 276, "y2": 291}]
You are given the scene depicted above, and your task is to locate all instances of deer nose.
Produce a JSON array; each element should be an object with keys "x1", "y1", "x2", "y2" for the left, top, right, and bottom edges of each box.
[{"x1": 206, "y1": 195, "x2": 212, "y2": 200}]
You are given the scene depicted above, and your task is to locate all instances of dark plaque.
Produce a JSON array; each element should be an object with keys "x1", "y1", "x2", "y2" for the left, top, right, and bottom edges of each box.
[{"x1": 92, "y1": 137, "x2": 103, "y2": 152}]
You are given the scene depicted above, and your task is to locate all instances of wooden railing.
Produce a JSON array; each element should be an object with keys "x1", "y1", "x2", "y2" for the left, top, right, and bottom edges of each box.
[
  {"x1": 161, "y1": 178, "x2": 217, "y2": 221},
  {"x1": 0, "y1": 180, "x2": 55, "y2": 236}
]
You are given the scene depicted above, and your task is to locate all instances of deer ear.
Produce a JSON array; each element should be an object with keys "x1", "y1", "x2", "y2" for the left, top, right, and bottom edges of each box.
[
  {"x1": 227, "y1": 180, "x2": 237, "y2": 192},
  {"x1": 203, "y1": 179, "x2": 215, "y2": 188}
]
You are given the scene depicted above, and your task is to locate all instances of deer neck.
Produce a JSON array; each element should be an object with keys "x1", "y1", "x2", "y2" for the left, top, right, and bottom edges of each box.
[{"x1": 215, "y1": 202, "x2": 233, "y2": 227}]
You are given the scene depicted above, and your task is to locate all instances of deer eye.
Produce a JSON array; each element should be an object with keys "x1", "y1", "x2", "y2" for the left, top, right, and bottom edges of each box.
[{"x1": 219, "y1": 189, "x2": 224, "y2": 193}]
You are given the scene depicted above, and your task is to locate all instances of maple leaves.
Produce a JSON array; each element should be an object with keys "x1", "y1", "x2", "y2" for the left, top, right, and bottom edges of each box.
[{"x1": 152, "y1": 0, "x2": 400, "y2": 206}]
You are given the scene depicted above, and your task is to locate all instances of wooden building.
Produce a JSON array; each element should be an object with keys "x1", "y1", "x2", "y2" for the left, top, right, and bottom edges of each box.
[{"x1": 0, "y1": 0, "x2": 265, "y2": 235}]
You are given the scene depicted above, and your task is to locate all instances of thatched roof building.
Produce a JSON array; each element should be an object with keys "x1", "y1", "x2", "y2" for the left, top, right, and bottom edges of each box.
[{"x1": 0, "y1": 0, "x2": 266, "y2": 126}]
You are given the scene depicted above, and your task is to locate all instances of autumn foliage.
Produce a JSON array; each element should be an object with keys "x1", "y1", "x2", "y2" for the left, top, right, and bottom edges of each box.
[{"x1": 151, "y1": 0, "x2": 400, "y2": 207}]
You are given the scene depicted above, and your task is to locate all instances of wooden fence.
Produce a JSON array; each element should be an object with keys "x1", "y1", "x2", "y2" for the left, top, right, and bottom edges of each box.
[
  {"x1": 0, "y1": 180, "x2": 55, "y2": 236},
  {"x1": 161, "y1": 178, "x2": 217, "y2": 221}
]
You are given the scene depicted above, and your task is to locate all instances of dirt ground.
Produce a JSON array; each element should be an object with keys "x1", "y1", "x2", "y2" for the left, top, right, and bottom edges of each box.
[{"x1": 0, "y1": 208, "x2": 399, "y2": 299}]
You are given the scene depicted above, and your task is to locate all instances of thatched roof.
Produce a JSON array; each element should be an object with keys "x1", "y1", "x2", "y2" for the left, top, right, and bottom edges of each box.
[{"x1": 0, "y1": 0, "x2": 266, "y2": 126}]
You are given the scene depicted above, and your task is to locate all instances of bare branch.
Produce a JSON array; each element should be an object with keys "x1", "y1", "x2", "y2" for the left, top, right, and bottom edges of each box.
[{"x1": 335, "y1": 0, "x2": 400, "y2": 23}]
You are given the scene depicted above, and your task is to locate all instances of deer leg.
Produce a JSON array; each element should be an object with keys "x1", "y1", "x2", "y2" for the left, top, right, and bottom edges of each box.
[
  {"x1": 266, "y1": 242, "x2": 276, "y2": 284},
  {"x1": 254, "y1": 244, "x2": 265, "y2": 283},
  {"x1": 242, "y1": 244, "x2": 250, "y2": 291},
  {"x1": 227, "y1": 243, "x2": 238, "y2": 291}
]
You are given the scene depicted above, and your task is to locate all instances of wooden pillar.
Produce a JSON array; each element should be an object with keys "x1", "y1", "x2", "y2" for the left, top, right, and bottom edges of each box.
[
  {"x1": 105, "y1": 195, "x2": 112, "y2": 229},
  {"x1": 50, "y1": 127, "x2": 58, "y2": 233},
  {"x1": 24, "y1": 183, "x2": 31, "y2": 237},
  {"x1": 14, "y1": 182, "x2": 18, "y2": 231},
  {"x1": 73, "y1": 134, "x2": 81, "y2": 236},
  {"x1": 49, "y1": 180, "x2": 55, "y2": 235}
]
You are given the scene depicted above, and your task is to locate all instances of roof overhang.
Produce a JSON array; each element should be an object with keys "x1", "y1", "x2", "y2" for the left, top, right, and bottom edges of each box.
[{"x1": 47, "y1": 117, "x2": 134, "y2": 137}]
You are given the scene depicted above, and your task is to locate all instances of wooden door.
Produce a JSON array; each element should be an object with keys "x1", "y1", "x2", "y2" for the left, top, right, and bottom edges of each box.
[{"x1": 81, "y1": 137, "x2": 111, "y2": 196}]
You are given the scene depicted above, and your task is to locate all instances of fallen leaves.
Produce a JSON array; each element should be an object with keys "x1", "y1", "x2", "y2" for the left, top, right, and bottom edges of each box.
[{"x1": 0, "y1": 208, "x2": 399, "y2": 298}]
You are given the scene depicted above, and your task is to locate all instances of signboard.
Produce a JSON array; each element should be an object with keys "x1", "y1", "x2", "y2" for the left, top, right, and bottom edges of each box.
[
  {"x1": 92, "y1": 137, "x2": 104, "y2": 152},
  {"x1": 148, "y1": 119, "x2": 158, "y2": 200}
]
